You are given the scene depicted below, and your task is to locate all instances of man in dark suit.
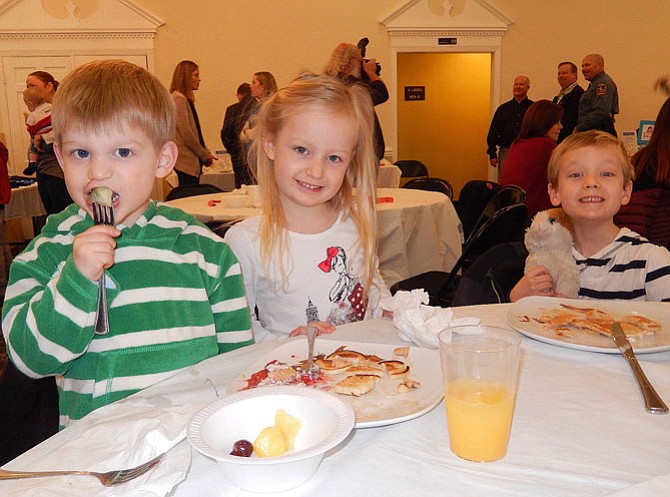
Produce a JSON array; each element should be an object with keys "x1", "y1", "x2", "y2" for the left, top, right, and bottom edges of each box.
[
  {"x1": 220, "y1": 83, "x2": 255, "y2": 188},
  {"x1": 552, "y1": 61, "x2": 584, "y2": 143}
]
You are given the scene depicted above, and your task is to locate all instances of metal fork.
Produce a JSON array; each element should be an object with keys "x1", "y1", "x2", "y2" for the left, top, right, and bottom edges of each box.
[
  {"x1": 92, "y1": 201, "x2": 114, "y2": 335},
  {"x1": 0, "y1": 453, "x2": 164, "y2": 486}
]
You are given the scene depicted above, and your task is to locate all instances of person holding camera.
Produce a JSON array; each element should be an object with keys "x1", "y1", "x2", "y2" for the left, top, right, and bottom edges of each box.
[{"x1": 324, "y1": 42, "x2": 388, "y2": 161}]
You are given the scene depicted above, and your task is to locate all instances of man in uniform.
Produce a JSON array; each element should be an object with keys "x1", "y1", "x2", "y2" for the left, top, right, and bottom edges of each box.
[
  {"x1": 575, "y1": 54, "x2": 619, "y2": 136},
  {"x1": 486, "y1": 75, "x2": 533, "y2": 175},
  {"x1": 553, "y1": 61, "x2": 584, "y2": 143}
]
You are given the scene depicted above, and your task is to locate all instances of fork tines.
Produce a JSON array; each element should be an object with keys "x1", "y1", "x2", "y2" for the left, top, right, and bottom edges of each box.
[{"x1": 92, "y1": 202, "x2": 115, "y2": 226}]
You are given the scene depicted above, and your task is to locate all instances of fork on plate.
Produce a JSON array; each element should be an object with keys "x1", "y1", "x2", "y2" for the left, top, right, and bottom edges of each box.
[
  {"x1": 92, "y1": 201, "x2": 114, "y2": 335},
  {"x1": 0, "y1": 453, "x2": 164, "y2": 486}
]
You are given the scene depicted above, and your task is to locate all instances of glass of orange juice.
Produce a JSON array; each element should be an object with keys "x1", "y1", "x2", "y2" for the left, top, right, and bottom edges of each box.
[{"x1": 438, "y1": 326, "x2": 521, "y2": 462}]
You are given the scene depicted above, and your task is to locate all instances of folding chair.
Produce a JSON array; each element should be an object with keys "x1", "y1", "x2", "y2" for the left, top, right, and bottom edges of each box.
[
  {"x1": 402, "y1": 177, "x2": 454, "y2": 199},
  {"x1": 165, "y1": 183, "x2": 224, "y2": 201},
  {"x1": 390, "y1": 203, "x2": 528, "y2": 307}
]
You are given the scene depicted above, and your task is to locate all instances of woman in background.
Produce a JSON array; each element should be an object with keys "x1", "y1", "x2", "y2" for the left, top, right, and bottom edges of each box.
[
  {"x1": 169, "y1": 60, "x2": 216, "y2": 185},
  {"x1": 632, "y1": 98, "x2": 670, "y2": 190},
  {"x1": 239, "y1": 71, "x2": 277, "y2": 146},
  {"x1": 500, "y1": 99, "x2": 564, "y2": 218},
  {"x1": 25, "y1": 71, "x2": 73, "y2": 214}
]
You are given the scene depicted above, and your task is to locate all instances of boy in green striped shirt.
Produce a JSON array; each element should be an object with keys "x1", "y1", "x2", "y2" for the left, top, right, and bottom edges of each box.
[{"x1": 2, "y1": 60, "x2": 253, "y2": 428}]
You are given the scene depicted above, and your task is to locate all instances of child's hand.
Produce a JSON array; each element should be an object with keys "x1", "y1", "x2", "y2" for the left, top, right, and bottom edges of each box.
[
  {"x1": 33, "y1": 135, "x2": 44, "y2": 151},
  {"x1": 73, "y1": 225, "x2": 121, "y2": 282},
  {"x1": 509, "y1": 265, "x2": 557, "y2": 302},
  {"x1": 289, "y1": 321, "x2": 335, "y2": 337}
]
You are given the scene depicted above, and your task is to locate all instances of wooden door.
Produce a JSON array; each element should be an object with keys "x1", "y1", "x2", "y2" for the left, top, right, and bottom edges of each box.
[{"x1": 397, "y1": 53, "x2": 491, "y2": 198}]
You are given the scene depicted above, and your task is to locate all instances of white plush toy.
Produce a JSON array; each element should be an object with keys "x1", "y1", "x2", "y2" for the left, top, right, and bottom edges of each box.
[{"x1": 524, "y1": 208, "x2": 580, "y2": 298}]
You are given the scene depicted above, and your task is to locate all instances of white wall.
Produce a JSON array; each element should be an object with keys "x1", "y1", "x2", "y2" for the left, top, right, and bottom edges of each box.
[
  {"x1": 137, "y1": 0, "x2": 670, "y2": 157},
  {"x1": 3, "y1": 0, "x2": 670, "y2": 161}
]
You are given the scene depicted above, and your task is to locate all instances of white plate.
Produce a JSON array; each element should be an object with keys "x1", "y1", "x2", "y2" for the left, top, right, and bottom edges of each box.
[
  {"x1": 507, "y1": 296, "x2": 670, "y2": 354},
  {"x1": 227, "y1": 339, "x2": 443, "y2": 428}
]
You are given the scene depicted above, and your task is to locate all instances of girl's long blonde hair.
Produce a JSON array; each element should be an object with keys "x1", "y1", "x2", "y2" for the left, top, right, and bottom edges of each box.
[{"x1": 250, "y1": 73, "x2": 379, "y2": 290}]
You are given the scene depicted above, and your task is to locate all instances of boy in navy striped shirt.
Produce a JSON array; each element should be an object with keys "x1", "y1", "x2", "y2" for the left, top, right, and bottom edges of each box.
[{"x1": 511, "y1": 130, "x2": 670, "y2": 301}]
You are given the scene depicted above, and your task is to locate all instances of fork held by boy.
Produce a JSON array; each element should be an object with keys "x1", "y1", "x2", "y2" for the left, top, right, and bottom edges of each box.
[{"x1": 92, "y1": 201, "x2": 114, "y2": 335}]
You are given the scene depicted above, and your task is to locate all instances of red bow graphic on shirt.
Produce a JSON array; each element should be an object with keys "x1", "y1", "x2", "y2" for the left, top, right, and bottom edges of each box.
[{"x1": 318, "y1": 246, "x2": 342, "y2": 272}]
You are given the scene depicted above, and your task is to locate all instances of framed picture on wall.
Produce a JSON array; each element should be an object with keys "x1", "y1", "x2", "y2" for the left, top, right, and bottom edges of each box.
[{"x1": 638, "y1": 120, "x2": 655, "y2": 145}]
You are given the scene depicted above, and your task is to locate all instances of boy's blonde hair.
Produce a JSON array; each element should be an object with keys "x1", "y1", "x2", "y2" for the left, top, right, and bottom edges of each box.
[
  {"x1": 52, "y1": 60, "x2": 175, "y2": 150},
  {"x1": 251, "y1": 73, "x2": 378, "y2": 289},
  {"x1": 23, "y1": 86, "x2": 47, "y2": 107},
  {"x1": 547, "y1": 130, "x2": 635, "y2": 187}
]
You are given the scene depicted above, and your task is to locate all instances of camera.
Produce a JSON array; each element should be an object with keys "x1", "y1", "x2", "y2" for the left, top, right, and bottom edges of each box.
[{"x1": 357, "y1": 37, "x2": 382, "y2": 79}]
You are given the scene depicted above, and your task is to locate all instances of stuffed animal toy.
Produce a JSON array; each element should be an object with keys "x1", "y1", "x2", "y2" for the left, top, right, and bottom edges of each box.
[{"x1": 524, "y1": 208, "x2": 580, "y2": 298}]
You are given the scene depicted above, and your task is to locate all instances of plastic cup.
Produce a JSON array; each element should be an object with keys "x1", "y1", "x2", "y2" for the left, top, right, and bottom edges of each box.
[{"x1": 438, "y1": 325, "x2": 521, "y2": 462}]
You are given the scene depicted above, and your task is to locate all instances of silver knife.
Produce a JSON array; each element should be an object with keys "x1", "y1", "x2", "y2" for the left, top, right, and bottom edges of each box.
[{"x1": 610, "y1": 322, "x2": 668, "y2": 414}]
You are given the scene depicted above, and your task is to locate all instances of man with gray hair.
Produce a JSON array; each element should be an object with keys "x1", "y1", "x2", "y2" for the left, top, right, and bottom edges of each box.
[
  {"x1": 576, "y1": 54, "x2": 619, "y2": 136},
  {"x1": 486, "y1": 75, "x2": 533, "y2": 174}
]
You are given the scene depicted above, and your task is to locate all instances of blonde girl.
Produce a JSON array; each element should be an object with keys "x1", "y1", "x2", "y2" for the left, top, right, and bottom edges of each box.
[{"x1": 225, "y1": 73, "x2": 389, "y2": 341}]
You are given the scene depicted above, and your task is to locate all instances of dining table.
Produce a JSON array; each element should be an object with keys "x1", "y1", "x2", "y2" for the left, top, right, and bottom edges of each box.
[
  {"x1": 2, "y1": 303, "x2": 669, "y2": 497},
  {"x1": 164, "y1": 187, "x2": 463, "y2": 287},
  {"x1": 378, "y1": 163, "x2": 402, "y2": 188},
  {"x1": 3, "y1": 182, "x2": 47, "y2": 240}
]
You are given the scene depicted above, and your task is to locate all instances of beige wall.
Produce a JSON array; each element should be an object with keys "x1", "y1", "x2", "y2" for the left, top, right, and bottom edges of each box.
[
  {"x1": 3, "y1": 0, "x2": 669, "y2": 168},
  {"x1": 138, "y1": 0, "x2": 670, "y2": 163}
]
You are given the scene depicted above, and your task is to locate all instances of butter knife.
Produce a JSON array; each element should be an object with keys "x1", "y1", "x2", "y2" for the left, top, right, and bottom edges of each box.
[{"x1": 610, "y1": 322, "x2": 668, "y2": 414}]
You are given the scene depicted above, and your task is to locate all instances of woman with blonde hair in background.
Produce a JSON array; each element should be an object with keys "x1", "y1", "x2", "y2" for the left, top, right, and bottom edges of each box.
[
  {"x1": 169, "y1": 60, "x2": 216, "y2": 185},
  {"x1": 239, "y1": 71, "x2": 278, "y2": 149}
]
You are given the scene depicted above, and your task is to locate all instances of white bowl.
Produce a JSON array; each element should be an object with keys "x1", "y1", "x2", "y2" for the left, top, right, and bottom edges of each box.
[
  {"x1": 222, "y1": 195, "x2": 249, "y2": 208},
  {"x1": 187, "y1": 386, "x2": 355, "y2": 493}
]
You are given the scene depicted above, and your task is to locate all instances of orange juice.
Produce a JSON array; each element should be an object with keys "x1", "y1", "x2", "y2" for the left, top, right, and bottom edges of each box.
[{"x1": 444, "y1": 378, "x2": 515, "y2": 462}]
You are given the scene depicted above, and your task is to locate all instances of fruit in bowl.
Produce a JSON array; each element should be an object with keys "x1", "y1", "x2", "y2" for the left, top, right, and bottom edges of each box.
[{"x1": 187, "y1": 386, "x2": 355, "y2": 493}]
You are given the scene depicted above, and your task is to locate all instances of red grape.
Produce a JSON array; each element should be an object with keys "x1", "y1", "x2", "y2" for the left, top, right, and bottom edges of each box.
[{"x1": 230, "y1": 439, "x2": 253, "y2": 457}]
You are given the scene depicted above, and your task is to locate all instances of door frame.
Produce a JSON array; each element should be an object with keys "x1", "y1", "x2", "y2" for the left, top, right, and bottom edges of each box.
[{"x1": 387, "y1": 32, "x2": 503, "y2": 179}]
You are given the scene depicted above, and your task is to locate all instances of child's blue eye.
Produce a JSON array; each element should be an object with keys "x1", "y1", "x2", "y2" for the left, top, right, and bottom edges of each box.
[
  {"x1": 294, "y1": 146, "x2": 307, "y2": 155},
  {"x1": 74, "y1": 149, "x2": 90, "y2": 159},
  {"x1": 327, "y1": 155, "x2": 342, "y2": 163},
  {"x1": 116, "y1": 148, "x2": 132, "y2": 158}
]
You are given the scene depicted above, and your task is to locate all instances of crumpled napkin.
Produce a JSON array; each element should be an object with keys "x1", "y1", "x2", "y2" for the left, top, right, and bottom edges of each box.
[
  {"x1": 0, "y1": 402, "x2": 199, "y2": 497},
  {"x1": 380, "y1": 290, "x2": 480, "y2": 348}
]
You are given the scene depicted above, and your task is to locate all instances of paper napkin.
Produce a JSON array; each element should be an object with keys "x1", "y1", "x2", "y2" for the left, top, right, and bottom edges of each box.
[{"x1": 381, "y1": 290, "x2": 480, "y2": 348}]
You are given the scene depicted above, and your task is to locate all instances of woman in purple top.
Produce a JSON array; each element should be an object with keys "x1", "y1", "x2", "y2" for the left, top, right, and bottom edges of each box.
[{"x1": 500, "y1": 100, "x2": 564, "y2": 218}]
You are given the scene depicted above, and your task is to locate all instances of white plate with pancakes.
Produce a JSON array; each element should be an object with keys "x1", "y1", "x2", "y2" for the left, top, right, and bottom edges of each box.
[
  {"x1": 508, "y1": 296, "x2": 670, "y2": 353},
  {"x1": 227, "y1": 339, "x2": 443, "y2": 428}
]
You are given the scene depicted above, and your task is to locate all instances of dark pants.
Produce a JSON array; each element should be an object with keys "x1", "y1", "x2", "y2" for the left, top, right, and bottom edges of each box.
[
  {"x1": 36, "y1": 173, "x2": 73, "y2": 215},
  {"x1": 176, "y1": 169, "x2": 199, "y2": 186}
]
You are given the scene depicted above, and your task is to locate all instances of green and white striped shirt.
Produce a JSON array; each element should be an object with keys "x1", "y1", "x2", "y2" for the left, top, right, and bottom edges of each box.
[{"x1": 2, "y1": 202, "x2": 253, "y2": 427}]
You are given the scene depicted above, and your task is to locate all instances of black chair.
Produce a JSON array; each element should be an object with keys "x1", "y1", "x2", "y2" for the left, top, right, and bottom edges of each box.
[
  {"x1": 454, "y1": 180, "x2": 501, "y2": 242},
  {"x1": 394, "y1": 160, "x2": 429, "y2": 178},
  {"x1": 451, "y1": 242, "x2": 528, "y2": 306},
  {"x1": 165, "y1": 183, "x2": 224, "y2": 201},
  {"x1": 390, "y1": 203, "x2": 529, "y2": 307},
  {"x1": 205, "y1": 219, "x2": 241, "y2": 238},
  {"x1": 402, "y1": 177, "x2": 454, "y2": 199},
  {"x1": 464, "y1": 185, "x2": 526, "y2": 246}
]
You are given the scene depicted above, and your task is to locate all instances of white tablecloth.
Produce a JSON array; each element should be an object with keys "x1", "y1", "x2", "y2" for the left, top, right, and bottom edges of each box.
[
  {"x1": 5, "y1": 183, "x2": 46, "y2": 220},
  {"x1": 165, "y1": 187, "x2": 463, "y2": 286},
  {"x1": 378, "y1": 164, "x2": 401, "y2": 188},
  {"x1": 4, "y1": 305, "x2": 669, "y2": 496}
]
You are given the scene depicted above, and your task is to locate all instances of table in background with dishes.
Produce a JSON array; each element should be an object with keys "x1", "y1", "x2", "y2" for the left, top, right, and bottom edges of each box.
[
  {"x1": 165, "y1": 187, "x2": 463, "y2": 287},
  {"x1": 2, "y1": 302, "x2": 669, "y2": 496}
]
